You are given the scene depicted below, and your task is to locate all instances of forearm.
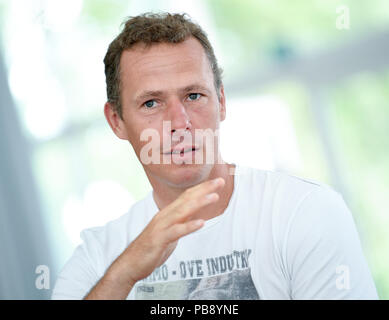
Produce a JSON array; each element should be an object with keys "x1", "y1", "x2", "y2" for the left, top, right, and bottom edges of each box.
[
  {"x1": 84, "y1": 179, "x2": 222, "y2": 299},
  {"x1": 84, "y1": 254, "x2": 136, "y2": 300}
]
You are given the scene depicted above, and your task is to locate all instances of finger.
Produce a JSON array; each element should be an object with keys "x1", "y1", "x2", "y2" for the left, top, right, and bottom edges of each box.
[
  {"x1": 165, "y1": 219, "x2": 205, "y2": 243},
  {"x1": 156, "y1": 191, "x2": 219, "y2": 232},
  {"x1": 162, "y1": 180, "x2": 224, "y2": 225},
  {"x1": 186, "y1": 177, "x2": 225, "y2": 195},
  {"x1": 165, "y1": 177, "x2": 225, "y2": 216},
  {"x1": 174, "y1": 192, "x2": 220, "y2": 223},
  {"x1": 154, "y1": 177, "x2": 224, "y2": 231}
]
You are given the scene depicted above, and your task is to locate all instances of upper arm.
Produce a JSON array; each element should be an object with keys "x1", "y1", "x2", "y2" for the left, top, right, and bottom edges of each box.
[
  {"x1": 51, "y1": 231, "x2": 101, "y2": 300},
  {"x1": 284, "y1": 187, "x2": 378, "y2": 299}
]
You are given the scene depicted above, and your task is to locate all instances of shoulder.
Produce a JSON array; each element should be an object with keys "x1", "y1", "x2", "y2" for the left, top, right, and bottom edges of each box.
[
  {"x1": 270, "y1": 170, "x2": 343, "y2": 233},
  {"x1": 255, "y1": 167, "x2": 339, "y2": 210},
  {"x1": 237, "y1": 165, "x2": 332, "y2": 192},
  {"x1": 77, "y1": 193, "x2": 154, "y2": 270},
  {"x1": 52, "y1": 194, "x2": 153, "y2": 299},
  {"x1": 241, "y1": 166, "x2": 343, "y2": 244},
  {"x1": 239, "y1": 165, "x2": 338, "y2": 216},
  {"x1": 265, "y1": 169, "x2": 335, "y2": 200}
]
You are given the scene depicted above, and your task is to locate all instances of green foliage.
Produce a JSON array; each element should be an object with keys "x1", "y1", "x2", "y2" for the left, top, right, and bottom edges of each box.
[
  {"x1": 81, "y1": 0, "x2": 132, "y2": 33},
  {"x1": 330, "y1": 71, "x2": 389, "y2": 299},
  {"x1": 2, "y1": 0, "x2": 388, "y2": 298}
]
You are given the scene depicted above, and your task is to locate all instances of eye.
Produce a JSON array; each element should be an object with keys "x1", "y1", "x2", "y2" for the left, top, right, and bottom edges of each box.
[
  {"x1": 187, "y1": 93, "x2": 201, "y2": 101},
  {"x1": 143, "y1": 100, "x2": 157, "y2": 108}
]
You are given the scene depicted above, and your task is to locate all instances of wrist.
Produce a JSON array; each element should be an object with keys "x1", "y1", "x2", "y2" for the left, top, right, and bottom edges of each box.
[{"x1": 105, "y1": 253, "x2": 137, "y2": 289}]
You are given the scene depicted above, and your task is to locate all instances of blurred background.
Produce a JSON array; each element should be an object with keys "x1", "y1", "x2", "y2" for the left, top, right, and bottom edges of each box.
[{"x1": 0, "y1": 0, "x2": 388, "y2": 299}]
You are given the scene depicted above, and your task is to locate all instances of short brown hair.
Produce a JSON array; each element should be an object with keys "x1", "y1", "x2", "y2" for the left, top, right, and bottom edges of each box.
[{"x1": 103, "y1": 12, "x2": 223, "y2": 119}]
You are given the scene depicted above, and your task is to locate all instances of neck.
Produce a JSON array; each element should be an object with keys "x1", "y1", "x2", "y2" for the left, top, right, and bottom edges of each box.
[{"x1": 149, "y1": 161, "x2": 236, "y2": 222}]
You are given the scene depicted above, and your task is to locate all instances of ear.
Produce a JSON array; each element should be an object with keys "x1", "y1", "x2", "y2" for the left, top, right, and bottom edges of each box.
[
  {"x1": 104, "y1": 102, "x2": 128, "y2": 140},
  {"x1": 218, "y1": 85, "x2": 226, "y2": 122}
]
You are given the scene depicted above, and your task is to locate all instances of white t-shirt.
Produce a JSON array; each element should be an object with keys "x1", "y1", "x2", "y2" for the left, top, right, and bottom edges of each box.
[{"x1": 52, "y1": 165, "x2": 378, "y2": 300}]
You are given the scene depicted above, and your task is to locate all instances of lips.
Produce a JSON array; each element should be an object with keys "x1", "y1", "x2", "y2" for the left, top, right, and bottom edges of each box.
[{"x1": 163, "y1": 145, "x2": 199, "y2": 155}]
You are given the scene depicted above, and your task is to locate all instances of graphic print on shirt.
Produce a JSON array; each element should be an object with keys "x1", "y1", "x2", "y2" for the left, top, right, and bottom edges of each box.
[{"x1": 134, "y1": 249, "x2": 259, "y2": 299}]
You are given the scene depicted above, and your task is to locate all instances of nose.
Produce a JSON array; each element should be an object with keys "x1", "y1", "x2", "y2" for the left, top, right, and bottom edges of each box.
[{"x1": 168, "y1": 99, "x2": 192, "y2": 133}]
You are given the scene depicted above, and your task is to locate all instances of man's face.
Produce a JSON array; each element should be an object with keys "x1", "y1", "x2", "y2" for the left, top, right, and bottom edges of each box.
[{"x1": 108, "y1": 37, "x2": 226, "y2": 188}]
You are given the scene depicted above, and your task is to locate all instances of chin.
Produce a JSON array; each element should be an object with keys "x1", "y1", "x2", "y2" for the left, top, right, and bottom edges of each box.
[
  {"x1": 154, "y1": 163, "x2": 213, "y2": 189},
  {"x1": 171, "y1": 163, "x2": 210, "y2": 187}
]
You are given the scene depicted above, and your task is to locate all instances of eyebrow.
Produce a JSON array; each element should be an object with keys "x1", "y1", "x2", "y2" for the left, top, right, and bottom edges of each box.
[{"x1": 134, "y1": 84, "x2": 212, "y2": 104}]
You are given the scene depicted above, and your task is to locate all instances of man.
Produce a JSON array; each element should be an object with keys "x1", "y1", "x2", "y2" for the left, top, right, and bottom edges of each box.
[{"x1": 52, "y1": 12, "x2": 378, "y2": 300}]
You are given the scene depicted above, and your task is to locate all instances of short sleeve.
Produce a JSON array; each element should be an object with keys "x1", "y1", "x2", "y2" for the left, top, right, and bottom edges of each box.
[
  {"x1": 51, "y1": 229, "x2": 102, "y2": 300},
  {"x1": 284, "y1": 187, "x2": 378, "y2": 299}
]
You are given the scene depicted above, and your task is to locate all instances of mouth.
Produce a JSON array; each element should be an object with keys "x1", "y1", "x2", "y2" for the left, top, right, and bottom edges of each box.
[{"x1": 163, "y1": 146, "x2": 199, "y2": 155}]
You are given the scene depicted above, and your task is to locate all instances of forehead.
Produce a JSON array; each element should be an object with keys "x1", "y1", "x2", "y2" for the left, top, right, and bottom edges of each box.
[{"x1": 119, "y1": 37, "x2": 214, "y2": 96}]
